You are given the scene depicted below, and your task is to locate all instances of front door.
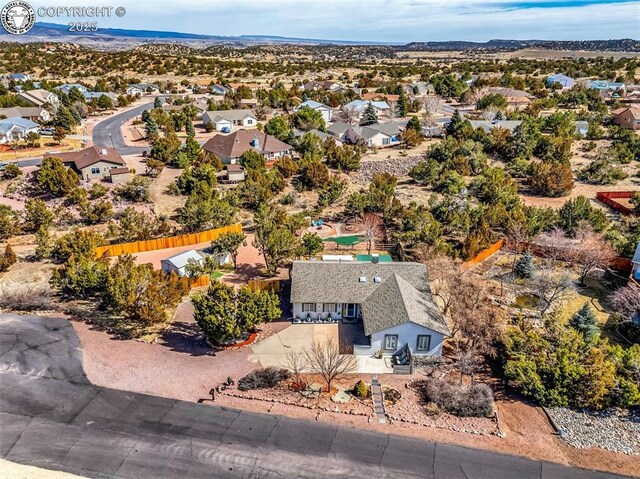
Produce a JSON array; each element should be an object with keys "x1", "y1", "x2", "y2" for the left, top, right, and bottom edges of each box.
[{"x1": 343, "y1": 303, "x2": 357, "y2": 322}]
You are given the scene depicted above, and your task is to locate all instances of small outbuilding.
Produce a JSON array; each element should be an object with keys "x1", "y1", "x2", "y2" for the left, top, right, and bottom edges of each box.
[
  {"x1": 109, "y1": 167, "x2": 131, "y2": 184},
  {"x1": 226, "y1": 164, "x2": 246, "y2": 182},
  {"x1": 161, "y1": 250, "x2": 204, "y2": 277}
]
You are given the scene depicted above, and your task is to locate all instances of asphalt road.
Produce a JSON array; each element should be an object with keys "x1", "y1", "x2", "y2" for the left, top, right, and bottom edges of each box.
[
  {"x1": 0, "y1": 314, "x2": 632, "y2": 479},
  {"x1": 92, "y1": 101, "x2": 154, "y2": 155}
]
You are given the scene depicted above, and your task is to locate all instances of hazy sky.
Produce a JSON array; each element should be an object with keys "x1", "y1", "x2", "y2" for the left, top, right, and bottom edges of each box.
[{"x1": 29, "y1": 0, "x2": 640, "y2": 42}]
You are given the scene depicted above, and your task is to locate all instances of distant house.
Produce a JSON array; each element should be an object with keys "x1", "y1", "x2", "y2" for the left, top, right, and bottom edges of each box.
[
  {"x1": 290, "y1": 259, "x2": 449, "y2": 358},
  {"x1": 161, "y1": 250, "x2": 205, "y2": 277},
  {"x1": 294, "y1": 128, "x2": 341, "y2": 144},
  {"x1": 483, "y1": 87, "x2": 533, "y2": 110},
  {"x1": 0, "y1": 107, "x2": 50, "y2": 123},
  {"x1": 0, "y1": 117, "x2": 39, "y2": 144},
  {"x1": 546, "y1": 74, "x2": 575, "y2": 90},
  {"x1": 327, "y1": 122, "x2": 353, "y2": 142},
  {"x1": 83, "y1": 91, "x2": 118, "y2": 103},
  {"x1": 575, "y1": 121, "x2": 589, "y2": 138},
  {"x1": 211, "y1": 84, "x2": 231, "y2": 95},
  {"x1": 469, "y1": 120, "x2": 524, "y2": 133},
  {"x1": 361, "y1": 93, "x2": 399, "y2": 103},
  {"x1": 342, "y1": 100, "x2": 391, "y2": 121},
  {"x1": 126, "y1": 83, "x2": 159, "y2": 96},
  {"x1": 55, "y1": 83, "x2": 89, "y2": 95},
  {"x1": 202, "y1": 109, "x2": 257, "y2": 131},
  {"x1": 612, "y1": 107, "x2": 640, "y2": 130},
  {"x1": 225, "y1": 164, "x2": 246, "y2": 182},
  {"x1": 344, "y1": 123, "x2": 403, "y2": 148},
  {"x1": 294, "y1": 100, "x2": 333, "y2": 122},
  {"x1": 589, "y1": 80, "x2": 626, "y2": 92},
  {"x1": 17, "y1": 89, "x2": 60, "y2": 109},
  {"x1": 202, "y1": 130, "x2": 292, "y2": 164},
  {"x1": 51, "y1": 146, "x2": 127, "y2": 181},
  {"x1": 4, "y1": 73, "x2": 30, "y2": 83},
  {"x1": 239, "y1": 98, "x2": 259, "y2": 108}
]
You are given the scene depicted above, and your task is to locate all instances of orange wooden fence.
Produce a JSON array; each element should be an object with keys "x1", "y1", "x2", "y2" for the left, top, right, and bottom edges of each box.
[
  {"x1": 248, "y1": 279, "x2": 281, "y2": 292},
  {"x1": 461, "y1": 240, "x2": 504, "y2": 271},
  {"x1": 188, "y1": 276, "x2": 211, "y2": 288},
  {"x1": 596, "y1": 191, "x2": 636, "y2": 216},
  {"x1": 94, "y1": 223, "x2": 243, "y2": 257}
]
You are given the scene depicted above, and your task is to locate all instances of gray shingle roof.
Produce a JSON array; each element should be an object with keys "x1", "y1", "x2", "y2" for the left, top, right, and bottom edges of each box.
[{"x1": 290, "y1": 260, "x2": 449, "y2": 336}]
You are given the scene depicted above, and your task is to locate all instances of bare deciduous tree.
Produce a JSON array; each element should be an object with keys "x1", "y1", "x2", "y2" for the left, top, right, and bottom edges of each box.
[
  {"x1": 421, "y1": 96, "x2": 440, "y2": 126},
  {"x1": 535, "y1": 227, "x2": 570, "y2": 267},
  {"x1": 531, "y1": 270, "x2": 573, "y2": 317},
  {"x1": 481, "y1": 105, "x2": 498, "y2": 121},
  {"x1": 610, "y1": 283, "x2": 640, "y2": 324},
  {"x1": 283, "y1": 346, "x2": 308, "y2": 389},
  {"x1": 570, "y1": 225, "x2": 616, "y2": 285},
  {"x1": 337, "y1": 104, "x2": 359, "y2": 125},
  {"x1": 305, "y1": 337, "x2": 356, "y2": 392},
  {"x1": 361, "y1": 212, "x2": 383, "y2": 255}
]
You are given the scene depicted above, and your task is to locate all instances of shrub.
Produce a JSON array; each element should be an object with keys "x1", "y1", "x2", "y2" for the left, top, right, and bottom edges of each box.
[
  {"x1": 237, "y1": 367, "x2": 290, "y2": 391},
  {"x1": 0, "y1": 243, "x2": 17, "y2": 271},
  {"x1": 0, "y1": 284, "x2": 53, "y2": 311},
  {"x1": 2, "y1": 163, "x2": 21, "y2": 179},
  {"x1": 353, "y1": 380, "x2": 369, "y2": 398},
  {"x1": 419, "y1": 379, "x2": 494, "y2": 417}
]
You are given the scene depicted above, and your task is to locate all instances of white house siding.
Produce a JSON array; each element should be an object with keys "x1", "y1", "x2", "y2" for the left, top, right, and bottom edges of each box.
[
  {"x1": 292, "y1": 302, "x2": 361, "y2": 321},
  {"x1": 317, "y1": 108, "x2": 333, "y2": 122},
  {"x1": 368, "y1": 133, "x2": 398, "y2": 148},
  {"x1": 365, "y1": 323, "x2": 444, "y2": 357},
  {"x1": 78, "y1": 161, "x2": 124, "y2": 181},
  {"x1": 214, "y1": 119, "x2": 233, "y2": 131}
]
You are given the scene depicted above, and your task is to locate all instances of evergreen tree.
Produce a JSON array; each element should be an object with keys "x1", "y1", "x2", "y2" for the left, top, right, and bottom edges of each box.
[
  {"x1": 446, "y1": 109, "x2": 471, "y2": 139},
  {"x1": 0, "y1": 243, "x2": 17, "y2": 271},
  {"x1": 513, "y1": 250, "x2": 534, "y2": 278},
  {"x1": 406, "y1": 116, "x2": 422, "y2": 133},
  {"x1": 396, "y1": 91, "x2": 408, "y2": 117},
  {"x1": 359, "y1": 102, "x2": 378, "y2": 126},
  {"x1": 34, "y1": 225, "x2": 52, "y2": 260},
  {"x1": 185, "y1": 118, "x2": 196, "y2": 137},
  {"x1": 569, "y1": 303, "x2": 600, "y2": 342},
  {"x1": 153, "y1": 96, "x2": 162, "y2": 109}
]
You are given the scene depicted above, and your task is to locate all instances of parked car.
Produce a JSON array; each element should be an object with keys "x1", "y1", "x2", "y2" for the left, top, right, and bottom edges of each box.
[
  {"x1": 220, "y1": 126, "x2": 231, "y2": 133},
  {"x1": 0, "y1": 162, "x2": 9, "y2": 171},
  {"x1": 38, "y1": 128, "x2": 53, "y2": 136}
]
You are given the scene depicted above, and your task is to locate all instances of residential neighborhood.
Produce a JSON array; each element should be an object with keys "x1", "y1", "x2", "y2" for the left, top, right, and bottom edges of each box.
[{"x1": 0, "y1": 8, "x2": 639, "y2": 479}]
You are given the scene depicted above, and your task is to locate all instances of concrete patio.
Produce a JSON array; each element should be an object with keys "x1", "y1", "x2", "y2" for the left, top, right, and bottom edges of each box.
[{"x1": 249, "y1": 322, "x2": 393, "y2": 373}]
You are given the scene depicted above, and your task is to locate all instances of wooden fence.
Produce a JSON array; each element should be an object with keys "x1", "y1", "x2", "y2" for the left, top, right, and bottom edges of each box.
[
  {"x1": 188, "y1": 276, "x2": 210, "y2": 288},
  {"x1": 94, "y1": 223, "x2": 243, "y2": 257},
  {"x1": 461, "y1": 240, "x2": 504, "y2": 271},
  {"x1": 596, "y1": 191, "x2": 636, "y2": 216},
  {"x1": 248, "y1": 279, "x2": 281, "y2": 292}
]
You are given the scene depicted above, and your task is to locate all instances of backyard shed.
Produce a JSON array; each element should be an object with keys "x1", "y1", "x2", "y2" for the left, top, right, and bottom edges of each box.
[{"x1": 161, "y1": 250, "x2": 204, "y2": 277}]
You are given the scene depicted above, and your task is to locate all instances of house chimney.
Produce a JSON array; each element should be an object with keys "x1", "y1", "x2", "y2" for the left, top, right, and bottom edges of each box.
[{"x1": 371, "y1": 253, "x2": 379, "y2": 264}]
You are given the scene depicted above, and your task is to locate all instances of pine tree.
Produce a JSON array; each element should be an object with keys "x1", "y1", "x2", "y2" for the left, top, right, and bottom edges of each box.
[
  {"x1": 406, "y1": 116, "x2": 422, "y2": 133},
  {"x1": 360, "y1": 102, "x2": 378, "y2": 126},
  {"x1": 397, "y1": 91, "x2": 407, "y2": 117},
  {"x1": 569, "y1": 303, "x2": 600, "y2": 342},
  {"x1": 153, "y1": 97, "x2": 162, "y2": 109},
  {"x1": 34, "y1": 226, "x2": 52, "y2": 260},
  {"x1": 185, "y1": 118, "x2": 196, "y2": 137},
  {"x1": 513, "y1": 250, "x2": 534, "y2": 279}
]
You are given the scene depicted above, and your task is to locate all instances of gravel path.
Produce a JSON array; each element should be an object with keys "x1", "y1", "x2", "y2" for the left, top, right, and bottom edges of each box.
[{"x1": 548, "y1": 407, "x2": 640, "y2": 455}]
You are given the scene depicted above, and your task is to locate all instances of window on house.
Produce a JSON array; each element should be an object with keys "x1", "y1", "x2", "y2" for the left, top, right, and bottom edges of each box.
[
  {"x1": 323, "y1": 303, "x2": 337, "y2": 313},
  {"x1": 384, "y1": 335, "x2": 398, "y2": 350},
  {"x1": 382, "y1": 137, "x2": 390, "y2": 145},
  {"x1": 416, "y1": 335, "x2": 431, "y2": 352},
  {"x1": 90, "y1": 167, "x2": 100, "y2": 174},
  {"x1": 302, "y1": 303, "x2": 316, "y2": 313},
  {"x1": 247, "y1": 120, "x2": 253, "y2": 124}
]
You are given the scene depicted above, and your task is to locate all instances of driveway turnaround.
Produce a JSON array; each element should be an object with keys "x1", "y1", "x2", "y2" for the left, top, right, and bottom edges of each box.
[
  {"x1": 0, "y1": 314, "x2": 631, "y2": 479},
  {"x1": 92, "y1": 101, "x2": 153, "y2": 155}
]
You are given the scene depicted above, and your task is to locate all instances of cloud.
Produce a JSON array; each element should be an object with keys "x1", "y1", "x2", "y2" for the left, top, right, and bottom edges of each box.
[{"x1": 28, "y1": 0, "x2": 640, "y2": 41}]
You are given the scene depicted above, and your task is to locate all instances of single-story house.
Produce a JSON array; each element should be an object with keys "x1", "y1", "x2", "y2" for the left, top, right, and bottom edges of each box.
[
  {"x1": 294, "y1": 100, "x2": 333, "y2": 122},
  {"x1": 482, "y1": 87, "x2": 533, "y2": 111},
  {"x1": 361, "y1": 93, "x2": 399, "y2": 103},
  {"x1": 345, "y1": 123, "x2": 402, "y2": 148},
  {"x1": 294, "y1": 128, "x2": 341, "y2": 144},
  {"x1": 83, "y1": 91, "x2": 118, "y2": 103},
  {"x1": 17, "y1": 89, "x2": 60, "y2": 109},
  {"x1": 109, "y1": 167, "x2": 131, "y2": 184},
  {"x1": 589, "y1": 80, "x2": 626, "y2": 92},
  {"x1": 546, "y1": 74, "x2": 575, "y2": 90},
  {"x1": 2, "y1": 73, "x2": 30, "y2": 83},
  {"x1": 211, "y1": 84, "x2": 231, "y2": 95},
  {"x1": 0, "y1": 107, "x2": 50, "y2": 122},
  {"x1": 50, "y1": 146, "x2": 127, "y2": 181},
  {"x1": 226, "y1": 164, "x2": 246, "y2": 182},
  {"x1": 202, "y1": 130, "x2": 292, "y2": 164},
  {"x1": 55, "y1": 84, "x2": 89, "y2": 95},
  {"x1": 342, "y1": 100, "x2": 391, "y2": 120},
  {"x1": 612, "y1": 107, "x2": 640, "y2": 130},
  {"x1": 0, "y1": 117, "x2": 39, "y2": 144},
  {"x1": 161, "y1": 250, "x2": 205, "y2": 277},
  {"x1": 126, "y1": 83, "x2": 159, "y2": 96},
  {"x1": 240, "y1": 98, "x2": 259, "y2": 108},
  {"x1": 290, "y1": 259, "x2": 449, "y2": 357},
  {"x1": 202, "y1": 109, "x2": 257, "y2": 131},
  {"x1": 326, "y1": 122, "x2": 353, "y2": 142}
]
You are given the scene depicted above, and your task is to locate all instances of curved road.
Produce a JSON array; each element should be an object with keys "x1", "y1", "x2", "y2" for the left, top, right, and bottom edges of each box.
[
  {"x1": 92, "y1": 101, "x2": 154, "y2": 155},
  {"x1": 0, "y1": 314, "x2": 631, "y2": 479}
]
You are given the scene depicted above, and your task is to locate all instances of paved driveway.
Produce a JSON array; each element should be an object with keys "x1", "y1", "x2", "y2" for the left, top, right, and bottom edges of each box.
[{"x1": 249, "y1": 324, "x2": 337, "y2": 369}]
